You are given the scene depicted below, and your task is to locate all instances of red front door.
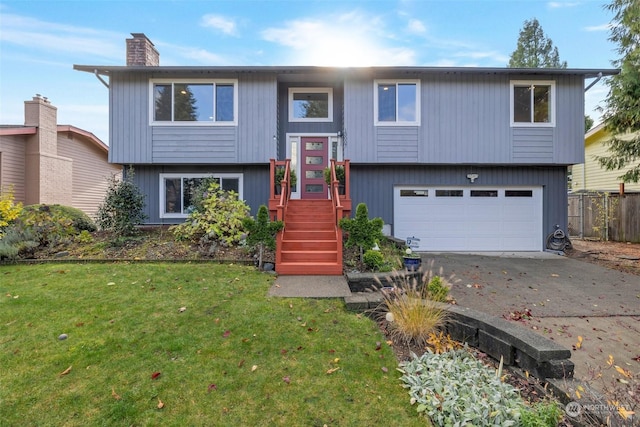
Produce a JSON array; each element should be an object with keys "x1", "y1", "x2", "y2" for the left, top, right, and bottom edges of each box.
[{"x1": 300, "y1": 136, "x2": 328, "y2": 199}]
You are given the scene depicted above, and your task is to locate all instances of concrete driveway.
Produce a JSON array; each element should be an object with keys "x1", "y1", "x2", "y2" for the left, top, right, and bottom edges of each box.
[{"x1": 424, "y1": 252, "x2": 640, "y2": 383}]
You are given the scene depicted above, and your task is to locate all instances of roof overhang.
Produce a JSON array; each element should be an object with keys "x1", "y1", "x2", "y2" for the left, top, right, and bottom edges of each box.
[{"x1": 74, "y1": 64, "x2": 619, "y2": 80}]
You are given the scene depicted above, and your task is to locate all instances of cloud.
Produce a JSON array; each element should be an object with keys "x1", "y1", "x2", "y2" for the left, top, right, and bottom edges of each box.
[
  {"x1": 154, "y1": 42, "x2": 231, "y2": 66},
  {"x1": 584, "y1": 23, "x2": 611, "y2": 32},
  {"x1": 201, "y1": 14, "x2": 238, "y2": 36},
  {"x1": 261, "y1": 11, "x2": 417, "y2": 66},
  {"x1": 407, "y1": 19, "x2": 427, "y2": 34},
  {"x1": 0, "y1": 13, "x2": 123, "y2": 62},
  {"x1": 548, "y1": 1, "x2": 580, "y2": 8}
]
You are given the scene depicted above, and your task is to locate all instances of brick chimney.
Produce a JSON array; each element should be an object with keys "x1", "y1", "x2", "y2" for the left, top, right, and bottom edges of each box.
[{"x1": 126, "y1": 33, "x2": 159, "y2": 66}]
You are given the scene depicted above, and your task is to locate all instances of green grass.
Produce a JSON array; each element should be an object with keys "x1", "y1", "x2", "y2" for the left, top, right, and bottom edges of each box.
[{"x1": 0, "y1": 263, "x2": 426, "y2": 426}]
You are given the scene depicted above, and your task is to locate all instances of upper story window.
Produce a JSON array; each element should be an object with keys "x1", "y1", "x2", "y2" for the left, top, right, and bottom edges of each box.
[
  {"x1": 151, "y1": 79, "x2": 238, "y2": 125},
  {"x1": 374, "y1": 80, "x2": 420, "y2": 126},
  {"x1": 288, "y1": 88, "x2": 333, "y2": 122},
  {"x1": 160, "y1": 173, "x2": 242, "y2": 219},
  {"x1": 510, "y1": 80, "x2": 555, "y2": 127}
]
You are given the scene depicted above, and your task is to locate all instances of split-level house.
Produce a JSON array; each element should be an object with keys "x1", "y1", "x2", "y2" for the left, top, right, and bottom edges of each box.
[{"x1": 74, "y1": 33, "x2": 617, "y2": 274}]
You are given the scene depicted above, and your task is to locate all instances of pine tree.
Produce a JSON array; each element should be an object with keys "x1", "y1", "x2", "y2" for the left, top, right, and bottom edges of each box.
[
  {"x1": 597, "y1": 0, "x2": 640, "y2": 183},
  {"x1": 508, "y1": 18, "x2": 567, "y2": 68}
]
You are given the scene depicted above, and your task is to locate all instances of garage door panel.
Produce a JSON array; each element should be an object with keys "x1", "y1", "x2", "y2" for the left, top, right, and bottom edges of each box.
[{"x1": 394, "y1": 186, "x2": 542, "y2": 251}]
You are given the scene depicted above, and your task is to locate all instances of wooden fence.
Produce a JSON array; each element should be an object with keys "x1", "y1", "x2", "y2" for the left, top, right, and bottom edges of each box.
[{"x1": 568, "y1": 193, "x2": 640, "y2": 242}]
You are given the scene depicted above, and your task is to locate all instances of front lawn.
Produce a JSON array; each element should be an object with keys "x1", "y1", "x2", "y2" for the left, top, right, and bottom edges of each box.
[{"x1": 0, "y1": 263, "x2": 426, "y2": 426}]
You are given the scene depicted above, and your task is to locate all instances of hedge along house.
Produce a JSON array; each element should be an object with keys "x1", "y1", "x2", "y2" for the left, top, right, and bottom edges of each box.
[{"x1": 74, "y1": 33, "x2": 617, "y2": 274}]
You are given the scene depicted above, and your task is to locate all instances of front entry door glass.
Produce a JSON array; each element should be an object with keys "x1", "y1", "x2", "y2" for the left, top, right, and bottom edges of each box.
[{"x1": 300, "y1": 136, "x2": 328, "y2": 199}]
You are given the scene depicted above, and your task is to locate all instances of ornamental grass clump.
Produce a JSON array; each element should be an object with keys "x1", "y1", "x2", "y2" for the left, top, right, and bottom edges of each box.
[{"x1": 374, "y1": 268, "x2": 451, "y2": 348}]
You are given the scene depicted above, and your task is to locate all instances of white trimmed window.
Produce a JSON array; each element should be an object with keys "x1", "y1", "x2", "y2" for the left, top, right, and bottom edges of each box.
[
  {"x1": 510, "y1": 80, "x2": 555, "y2": 127},
  {"x1": 374, "y1": 80, "x2": 420, "y2": 125},
  {"x1": 160, "y1": 173, "x2": 243, "y2": 218},
  {"x1": 151, "y1": 79, "x2": 238, "y2": 125},
  {"x1": 288, "y1": 88, "x2": 333, "y2": 122}
]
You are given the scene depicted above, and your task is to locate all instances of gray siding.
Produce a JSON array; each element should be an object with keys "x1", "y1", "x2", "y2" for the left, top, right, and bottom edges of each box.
[
  {"x1": 130, "y1": 164, "x2": 269, "y2": 224},
  {"x1": 110, "y1": 72, "x2": 277, "y2": 165},
  {"x1": 152, "y1": 127, "x2": 237, "y2": 163},
  {"x1": 349, "y1": 164, "x2": 569, "y2": 243},
  {"x1": 344, "y1": 73, "x2": 585, "y2": 165}
]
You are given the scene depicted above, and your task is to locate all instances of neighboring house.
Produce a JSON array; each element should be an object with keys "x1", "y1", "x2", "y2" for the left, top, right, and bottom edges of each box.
[
  {"x1": 0, "y1": 96, "x2": 121, "y2": 218},
  {"x1": 74, "y1": 33, "x2": 617, "y2": 254},
  {"x1": 571, "y1": 123, "x2": 640, "y2": 193}
]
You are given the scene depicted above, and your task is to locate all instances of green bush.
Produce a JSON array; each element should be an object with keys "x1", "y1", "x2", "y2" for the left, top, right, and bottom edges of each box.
[
  {"x1": 520, "y1": 400, "x2": 562, "y2": 427},
  {"x1": 363, "y1": 249, "x2": 385, "y2": 271},
  {"x1": 242, "y1": 205, "x2": 283, "y2": 270},
  {"x1": 171, "y1": 181, "x2": 250, "y2": 248},
  {"x1": 339, "y1": 203, "x2": 384, "y2": 259},
  {"x1": 96, "y1": 167, "x2": 147, "y2": 237},
  {"x1": 22, "y1": 204, "x2": 96, "y2": 232},
  {"x1": 427, "y1": 276, "x2": 450, "y2": 302},
  {"x1": 16, "y1": 205, "x2": 76, "y2": 247}
]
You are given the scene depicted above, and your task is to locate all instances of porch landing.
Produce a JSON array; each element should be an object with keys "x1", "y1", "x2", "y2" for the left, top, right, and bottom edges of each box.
[{"x1": 268, "y1": 275, "x2": 351, "y2": 298}]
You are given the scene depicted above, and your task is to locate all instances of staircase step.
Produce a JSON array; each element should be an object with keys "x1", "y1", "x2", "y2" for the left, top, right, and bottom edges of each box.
[
  {"x1": 280, "y1": 251, "x2": 338, "y2": 263},
  {"x1": 283, "y1": 230, "x2": 337, "y2": 241},
  {"x1": 285, "y1": 213, "x2": 335, "y2": 222},
  {"x1": 285, "y1": 221, "x2": 334, "y2": 231},
  {"x1": 277, "y1": 262, "x2": 343, "y2": 275},
  {"x1": 281, "y1": 240, "x2": 337, "y2": 251}
]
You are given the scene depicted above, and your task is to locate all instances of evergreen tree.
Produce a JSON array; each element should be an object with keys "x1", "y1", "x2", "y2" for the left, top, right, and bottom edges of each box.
[
  {"x1": 597, "y1": 0, "x2": 640, "y2": 183},
  {"x1": 508, "y1": 18, "x2": 567, "y2": 68}
]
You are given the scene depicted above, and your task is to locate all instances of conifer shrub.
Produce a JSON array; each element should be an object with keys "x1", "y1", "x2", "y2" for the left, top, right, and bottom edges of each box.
[{"x1": 96, "y1": 167, "x2": 147, "y2": 237}]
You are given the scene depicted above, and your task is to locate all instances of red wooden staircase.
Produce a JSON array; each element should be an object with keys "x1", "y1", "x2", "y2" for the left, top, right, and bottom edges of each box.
[
  {"x1": 277, "y1": 200, "x2": 343, "y2": 275},
  {"x1": 269, "y1": 159, "x2": 352, "y2": 276}
]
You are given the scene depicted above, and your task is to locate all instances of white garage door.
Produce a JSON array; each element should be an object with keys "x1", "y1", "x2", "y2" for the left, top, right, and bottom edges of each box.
[{"x1": 394, "y1": 186, "x2": 543, "y2": 251}]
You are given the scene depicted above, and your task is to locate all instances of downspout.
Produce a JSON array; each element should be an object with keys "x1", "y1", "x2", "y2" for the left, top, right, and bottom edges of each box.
[
  {"x1": 94, "y1": 69, "x2": 109, "y2": 89},
  {"x1": 582, "y1": 72, "x2": 602, "y2": 193}
]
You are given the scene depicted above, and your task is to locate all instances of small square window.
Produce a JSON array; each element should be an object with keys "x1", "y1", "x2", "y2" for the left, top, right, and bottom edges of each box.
[
  {"x1": 510, "y1": 80, "x2": 555, "y2": 127},
  {"x1": 374, "y1": 80, "x2": 420, "y2": 125}
]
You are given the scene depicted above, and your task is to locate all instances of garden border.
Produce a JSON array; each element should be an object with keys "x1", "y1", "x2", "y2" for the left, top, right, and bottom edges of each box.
[{"x1": 343, "y1": 271, "x2": 574, "y2": 381}]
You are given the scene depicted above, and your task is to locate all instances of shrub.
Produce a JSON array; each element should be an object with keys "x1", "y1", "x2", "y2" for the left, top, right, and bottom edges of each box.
[
  {"x1": 53, "y1": 205, "x2": 96, "y2": 232},
  {"x1": 17, "y1": 205, "x2": 77, "y2": 248},
  {"x1": 0, "y1": 225, "x2": 39, "y2": 260},
  {"x1": 242, "y1": 205, "x2": 283, "y2": 270},
  {"x1": 0, "y1": 186, "x2": 23, "y2": 237},
  {"x1": 399, "y1": 349, "x2": 526, "y2": 426},
  {"x1": 339, "y1": 203, "x2": 384, "y2": 259},
  {"x1": 427, "y1": 275, "x2": 450, "y2": 302},
  {"x1": 363, "y1": 249, "x2": 385, "y2": 271},
  {"x1": 520, "y1": 400, "x2": 562, "y2": 427},
  {"x1": 170, "y1": 181, "x2": 250, "y2": 249},
  {"x1": 96, "y1": 167, "x2": 147, "y2": 237}
]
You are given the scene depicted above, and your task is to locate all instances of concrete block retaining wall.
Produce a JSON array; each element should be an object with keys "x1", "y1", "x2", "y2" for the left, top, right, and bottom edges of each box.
[{"x1": 344, "y1": 273, "x2": 574, "y2": 381}]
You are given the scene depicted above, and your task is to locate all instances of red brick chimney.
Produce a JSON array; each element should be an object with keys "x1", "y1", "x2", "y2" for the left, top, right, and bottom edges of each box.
[{"x1": 126, "y1": 33, "x2": 159, "y2": 66}]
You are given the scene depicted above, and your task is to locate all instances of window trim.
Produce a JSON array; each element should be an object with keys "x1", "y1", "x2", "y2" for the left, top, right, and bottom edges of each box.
[
  {"x1": 149, "y1": 79, "x2": 238, "y2": 126},
  {"x1": 159, "y1": 173, "x2": 243, "y2": 219},
  {"x1": 288, "y1": 87, "x2": 333, "y2": 122},
  {"x1": 374, "y1": 79, "x2": 421, "y2": 126},
  {"x1": 510, "y1": 80, "x2": 556, "y2": 127}
]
